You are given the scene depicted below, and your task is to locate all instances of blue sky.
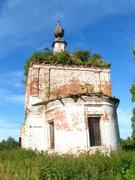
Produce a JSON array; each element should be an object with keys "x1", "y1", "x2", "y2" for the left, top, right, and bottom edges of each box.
[{"x1": 0, "y1": 0, "x2": 135, "y2": 141}]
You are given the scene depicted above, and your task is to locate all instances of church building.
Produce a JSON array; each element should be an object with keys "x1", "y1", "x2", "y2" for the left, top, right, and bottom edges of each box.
[{"x1": 21, "y1": 22, "x2": 120, "y2": 154}]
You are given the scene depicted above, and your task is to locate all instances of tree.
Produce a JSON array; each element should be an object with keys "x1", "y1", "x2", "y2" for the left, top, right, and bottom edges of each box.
[
  {"x1": 0, "y1": 137, "x2": 19, "y2": 150},
  {"x1": 130, "y1": 49, "x2": 135, "y2": 141}
]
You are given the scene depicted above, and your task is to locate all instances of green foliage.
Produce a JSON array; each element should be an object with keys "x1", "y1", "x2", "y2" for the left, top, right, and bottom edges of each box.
[
  {"x1": 24, "y1": 49, "x2": 54, "y2": 77},
  {"x1": 34, "y1": 151, "x2": 135, "y2": 179},
  {"x1": 0, "y1": 148, "x2": 41, "y2": 179},
  {"x1": 132, "y1": 49, "x2": 135, "y2": 56},
  {"x1": 120, "y1": 138, "x2": 135, "y2": 150},
  {"x1": 131, "y1": 108, "x2": 135, "y2": 140},
  {"x1": 130, "y1": 49, "x2": 135, "y2": 143},
  {"x1": 1, "y1": 148, "x2": 135, "y2": 179},
  {"x1": 43, "y1": 48, "x2": 54, "y2": 61},
  {"x1": 130, "y1": 84, "x2": 135, "y2": 102},
  {"x1": 73, "y1": 50, "x2": 91, "y2": 62},
  {"x1": 122, "y1": 49, "x2": 135, "y2": 150},
  {"x1": 54, "y1": 51, "x2": 72, "y2": 65},
  {"x1": 24, "y1": 49, "x2": 110, "y2": 77},
  {"x1": 0, "y1": 137, "x2": 19, "y2": 150},
  {"x1": 30, "y1": 51, "x2": 45, "y2": 61},
  {"x1": 87, "y1": 56, "x2": 109, "y2": 68},
  {"x1": 123, "y1": 49, "x2": 135, "y2": 149}
]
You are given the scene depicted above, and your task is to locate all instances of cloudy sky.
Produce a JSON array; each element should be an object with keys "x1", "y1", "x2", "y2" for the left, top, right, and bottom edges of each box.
[{"x1": 0, "y1": 0, "x2": 135, "y2": 141}]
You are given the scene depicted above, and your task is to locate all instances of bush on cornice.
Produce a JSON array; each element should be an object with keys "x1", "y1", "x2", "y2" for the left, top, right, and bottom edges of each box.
[{"x1": 24, "y1": 49, "x2": 110, "y2": 77}]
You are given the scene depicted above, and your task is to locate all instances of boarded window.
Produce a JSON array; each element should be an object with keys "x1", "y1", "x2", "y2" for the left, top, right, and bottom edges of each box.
[
  {"x1": 49, "y1": 121, "x2": 55, "y2": 149},
  {"x1": 88, "y1": 117, "x2": 101, "y2": 146}
]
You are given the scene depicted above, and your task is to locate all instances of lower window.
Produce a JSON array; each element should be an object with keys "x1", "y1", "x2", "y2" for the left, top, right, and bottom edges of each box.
[
  {"x1": 48, "y1": 121, "x2": 55, "y2": 149},
  {"x1": 88, "y1": 117, "x2": 101, "y2": 146}
]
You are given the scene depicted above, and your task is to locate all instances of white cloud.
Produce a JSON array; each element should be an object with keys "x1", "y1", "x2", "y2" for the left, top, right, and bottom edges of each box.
[
  {"x1": 0, "y1": 70, "x2": 23, "y2": 88},
  {"x1": 0, "y1": 88, "x2": 24, "y2": 104},
  {"x1": 5, "y1": 94, "x2": 24, "y2": 104},
  {"x1": 0, "y1": 70, "x2": 24, "y2": 104}
]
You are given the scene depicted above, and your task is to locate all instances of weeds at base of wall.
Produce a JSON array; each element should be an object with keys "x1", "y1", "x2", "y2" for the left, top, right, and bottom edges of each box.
[{"x1": 0, "y1": 148, "x2": 135, "y2": 180}]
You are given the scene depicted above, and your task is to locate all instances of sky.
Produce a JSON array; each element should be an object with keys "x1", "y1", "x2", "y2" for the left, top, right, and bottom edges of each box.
[{"x1": 0, "y1": 0, "x2": 135, "y2": 141}]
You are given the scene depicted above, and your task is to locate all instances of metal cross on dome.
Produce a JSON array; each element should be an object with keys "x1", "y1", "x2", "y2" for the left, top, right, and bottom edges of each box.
[{"x1": 57, "y1": 20, "x2": 61, "y2": 26}]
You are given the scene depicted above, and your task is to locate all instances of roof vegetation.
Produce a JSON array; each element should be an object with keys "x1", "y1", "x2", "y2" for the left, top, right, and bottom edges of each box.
[{"x1": 24, "y1": 48, "x2": 110, "y2": 77}]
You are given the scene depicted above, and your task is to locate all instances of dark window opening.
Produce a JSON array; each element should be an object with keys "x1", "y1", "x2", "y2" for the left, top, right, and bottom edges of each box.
[
  {"x1": 88, "y1": 117, "x2": 101, "y2": 146},
  {"x1": 49, "y1": 121, "x2": 55, "y2": 149}
]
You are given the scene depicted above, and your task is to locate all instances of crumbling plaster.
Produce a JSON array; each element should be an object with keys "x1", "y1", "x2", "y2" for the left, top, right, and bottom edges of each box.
[{"x1": 21, "y1": 64, "x2": 120, "y2": 154}]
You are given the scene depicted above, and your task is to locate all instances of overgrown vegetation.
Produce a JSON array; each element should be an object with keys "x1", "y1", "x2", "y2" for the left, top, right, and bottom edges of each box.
[
  {"x1": 0, "y1": 137, "x2": 135, "y2": 179},
  {"x1": 24, "y1": 48, "x2": 110, "y2": 77},
  {"x1": 120, "y1": 138, "x2": 135, "y2": 151},
  {"x1": 0, "y1": 136, "x2": 19, "y2": 150},
  {"x1": 0, "y1": 147, "x2": 135, "y2": 179}
]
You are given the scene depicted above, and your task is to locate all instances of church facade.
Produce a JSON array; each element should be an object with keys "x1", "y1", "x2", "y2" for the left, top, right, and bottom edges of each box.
[{"x1": 21, "y1": 22, "x2": 120, "y2": 154}]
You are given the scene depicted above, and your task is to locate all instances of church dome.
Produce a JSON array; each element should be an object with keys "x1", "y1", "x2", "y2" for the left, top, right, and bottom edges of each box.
[{"x1": 54, "y1": 21, "x2": 64, "y2": 38}]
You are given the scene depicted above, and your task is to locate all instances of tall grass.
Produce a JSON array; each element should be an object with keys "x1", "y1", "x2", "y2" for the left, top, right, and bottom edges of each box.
[{"x1": 0, "y1": 148, "x2": 135, "y2": 180}]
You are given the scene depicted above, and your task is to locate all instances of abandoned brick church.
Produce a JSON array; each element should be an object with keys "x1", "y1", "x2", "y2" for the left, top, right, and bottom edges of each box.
[{"x1": 21, "y1": 22, "x2": 120, "y2": 154}]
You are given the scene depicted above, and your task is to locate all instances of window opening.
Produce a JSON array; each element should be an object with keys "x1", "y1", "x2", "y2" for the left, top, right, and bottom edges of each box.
[
  {"x1": 88, "y1": 117, "x2": 101, "y2": 146},
  {"x1": 49, "y1": 121, "x2": 55, "y2": 149}
]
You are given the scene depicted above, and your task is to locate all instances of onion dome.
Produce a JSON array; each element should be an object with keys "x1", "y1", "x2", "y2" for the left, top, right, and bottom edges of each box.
[
  {"x1": 52, "y1": 21, "x2": 67, "y2": 53},
  {"x1": 54, "y1": 21, "x2": 64, "y2": 38}
]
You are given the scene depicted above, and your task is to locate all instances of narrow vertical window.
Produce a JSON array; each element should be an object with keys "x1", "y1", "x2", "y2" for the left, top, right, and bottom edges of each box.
[
  {"x1": 88, "y1": 117, "x2": 101, "y2": 146},
  {"x1": 49, "y1": 121, "x2": 55, "y2": 149}
]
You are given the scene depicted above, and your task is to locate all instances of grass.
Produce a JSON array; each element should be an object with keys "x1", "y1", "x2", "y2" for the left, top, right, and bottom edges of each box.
[
  {"x1": 24, "y1": 49, "x2": 110, "y2": 77},
  {"x1": 0, "y1": 147, "x2": 135, "y2": 180}
]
